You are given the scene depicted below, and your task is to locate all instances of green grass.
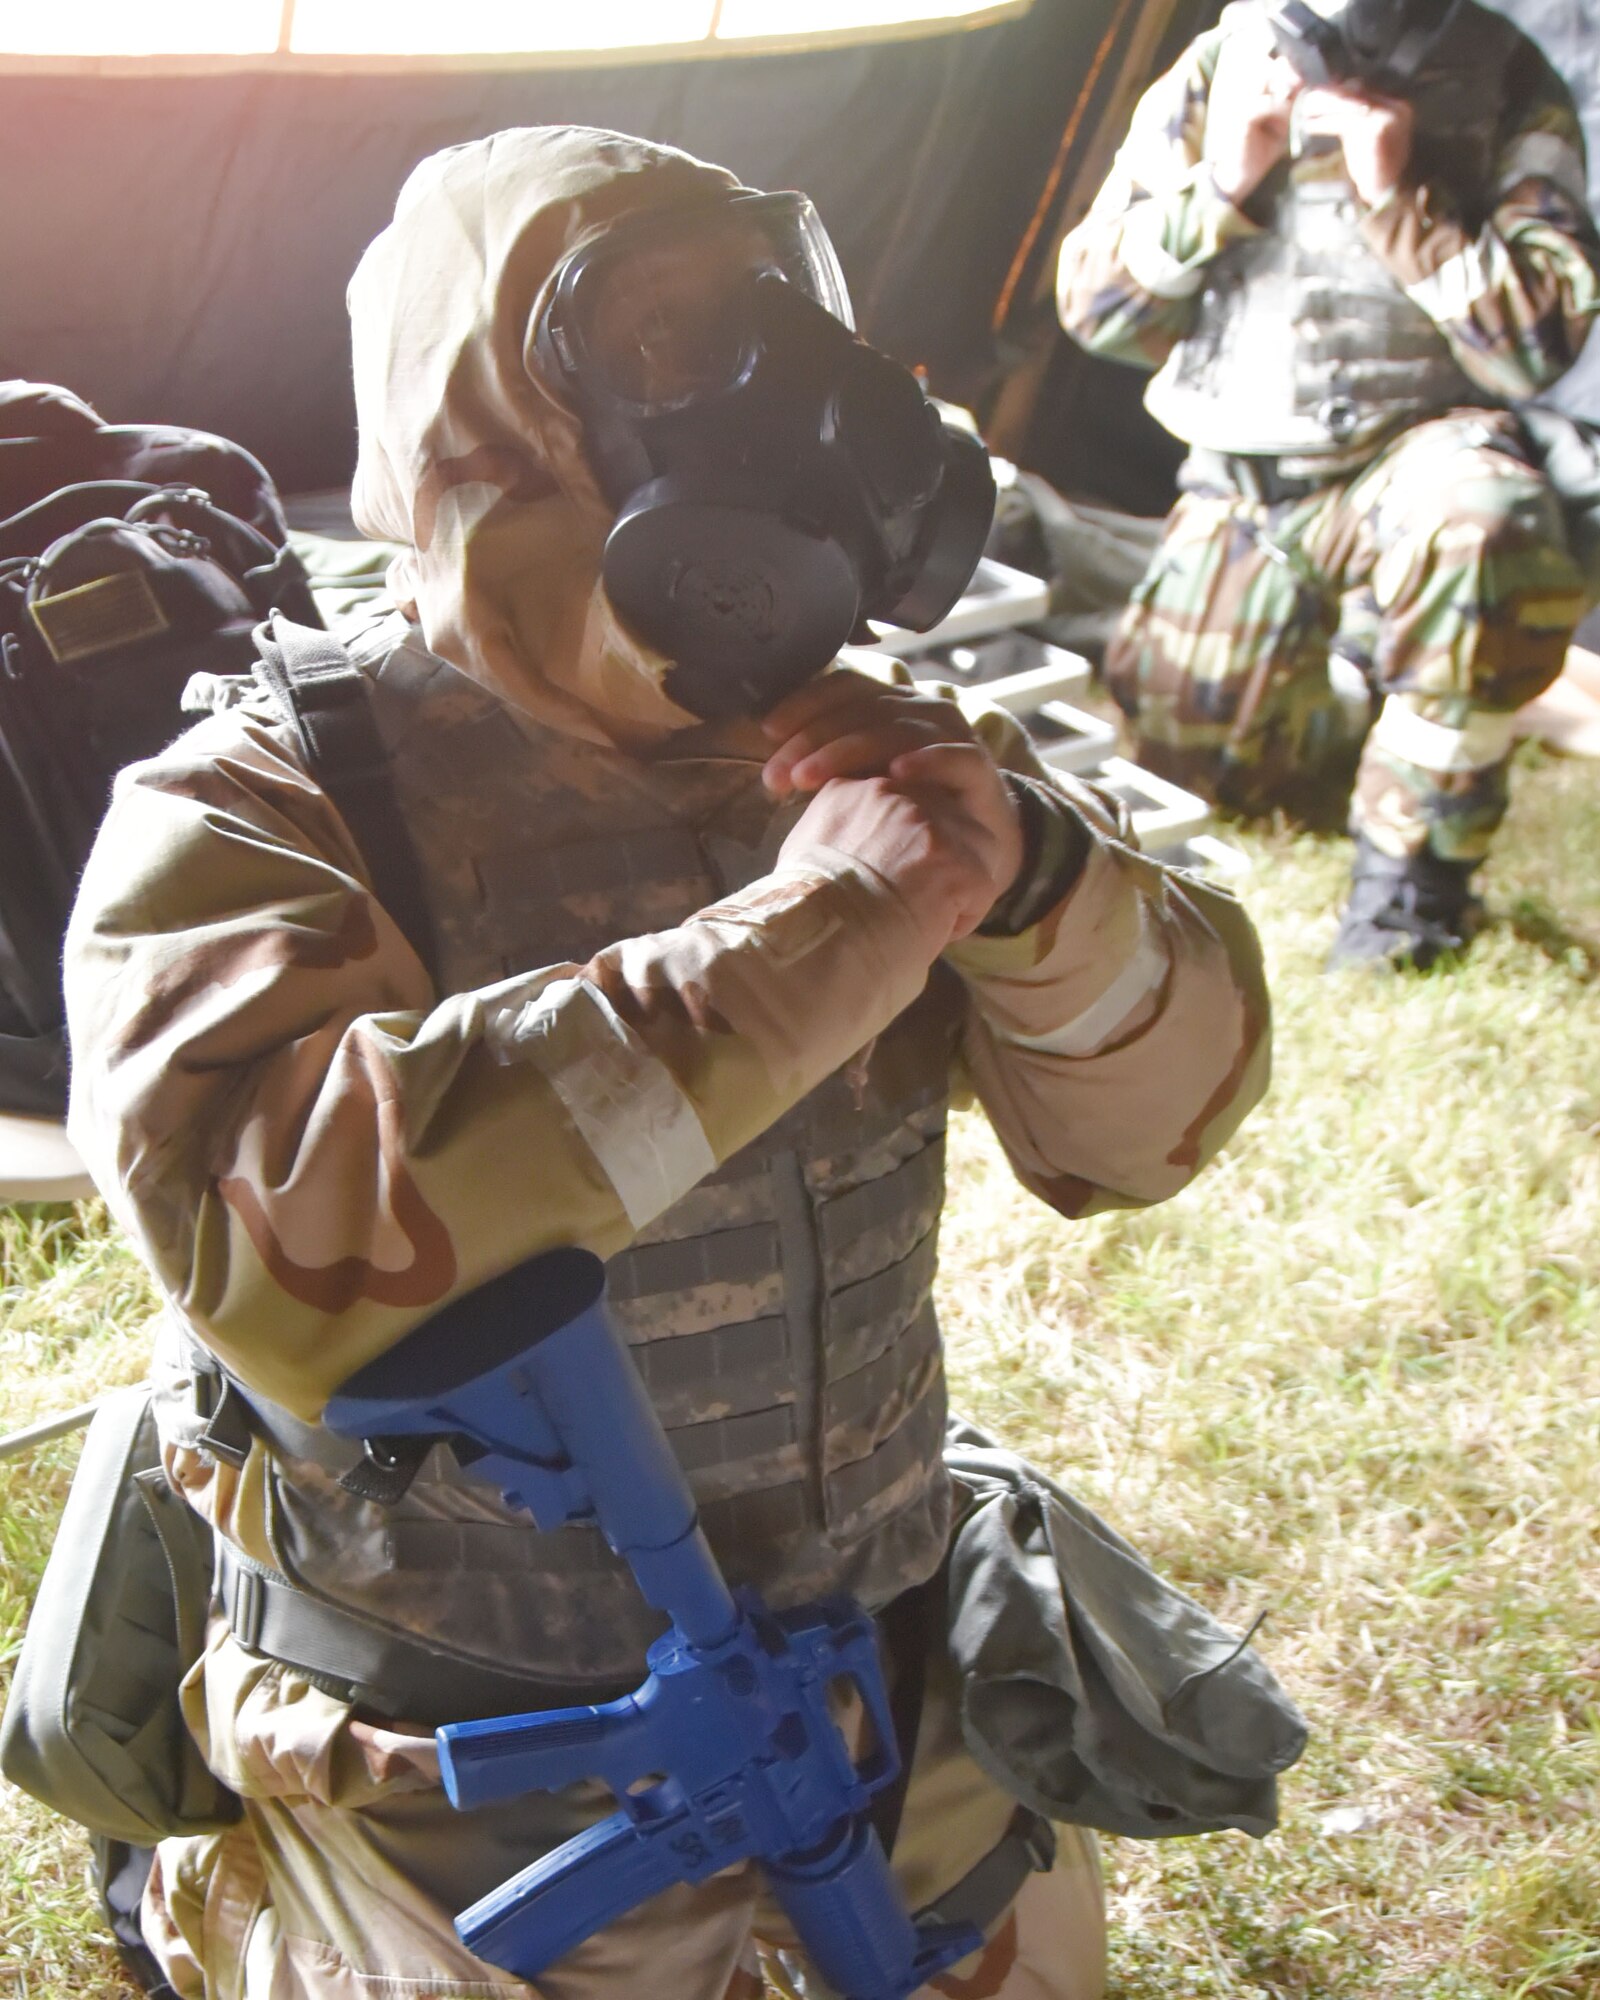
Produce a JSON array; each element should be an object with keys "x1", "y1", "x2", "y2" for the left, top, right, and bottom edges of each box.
[
  {"x1": 3, "y1": 748, "x2": 1599, "y2": 1997},
  {"x1": 941, "y1": 750, "x2": 1600, "y2": 1999},
  {"x1": 1, "y1": 1202, "x2": 154, "y2": 1998}
]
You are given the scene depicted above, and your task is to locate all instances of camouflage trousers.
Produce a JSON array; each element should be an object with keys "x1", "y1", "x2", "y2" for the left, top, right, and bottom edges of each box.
[
  {"x1": 139, "y1": 1620, "x2": 1106, "y2": 2000},
  {"x1": 1105, "y1": 410, "x2": 1589, "y2": 861}
]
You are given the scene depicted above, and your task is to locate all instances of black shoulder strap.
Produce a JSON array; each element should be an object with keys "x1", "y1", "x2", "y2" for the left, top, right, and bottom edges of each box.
[
  {"x1": 869, "y1": 1569, "x2": 942, "y2": 1860},
  {"x1": 251, "y1": 613, "x2": 439, "y2": 981}
]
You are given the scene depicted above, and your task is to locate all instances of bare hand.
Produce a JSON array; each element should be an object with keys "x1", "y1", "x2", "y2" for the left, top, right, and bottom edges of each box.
[
  {"x1": 763, "y1": 669, "x2": 1024, "y2": 912},
  {"x1": 1205, "y1": 26, "x2": 1302, "y2": 207},
  {"x1": 777, "y1": 750, "x2": 1023, "y2": 957},
  {"x1": 1298, "y1": 86, "x2": 1414, "y2": 205},
  {"x1": 761, "y1": 668, "x2": 980, "y2": 794}
]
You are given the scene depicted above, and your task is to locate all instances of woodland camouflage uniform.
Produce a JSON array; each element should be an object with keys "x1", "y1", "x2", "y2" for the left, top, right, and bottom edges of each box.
[
  {"x1": 1057, "y1": 1, "x2": 1600, "y2": 867},
  {"x1": 63, "y1": 129, "x2": 1272, "y2": 2000}
]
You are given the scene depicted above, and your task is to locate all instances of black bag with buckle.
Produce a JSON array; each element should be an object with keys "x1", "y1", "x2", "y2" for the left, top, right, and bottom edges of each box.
[{"x1": 0, "y1": 380, "x2": 320, "y2": 1120}]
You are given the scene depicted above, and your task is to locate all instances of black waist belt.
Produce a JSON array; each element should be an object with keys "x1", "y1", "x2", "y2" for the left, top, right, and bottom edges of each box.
[
  {"x1": 214, "y1": 1543, "x2": 1059, "y2": 1938},
  {"x1": 214, "y1": 1540, "x2": 630, "y2": 1725}
]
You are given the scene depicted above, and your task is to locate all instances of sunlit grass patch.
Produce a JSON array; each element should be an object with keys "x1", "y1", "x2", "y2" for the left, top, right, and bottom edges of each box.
[
  {"x1": 2, "y1": 1200, "x2": 155, "y2": 1995},
  {"x1": 941, "y1": 750, "x2": 1600, "y2": 1996}
]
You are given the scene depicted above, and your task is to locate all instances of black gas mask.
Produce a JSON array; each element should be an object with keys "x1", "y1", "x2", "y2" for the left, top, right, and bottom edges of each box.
[
  {"x1": 1265, "y1": 0, "x2": 1512, "y2": 104},
  {"x1": 536, "y1": 191, "x2": 995, "y2": 722}
]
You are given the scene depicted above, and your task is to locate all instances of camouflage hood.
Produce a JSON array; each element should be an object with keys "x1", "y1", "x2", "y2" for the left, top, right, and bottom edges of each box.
[{"x1": 348, "y1": 126, "x2": 739, "y2": 747}]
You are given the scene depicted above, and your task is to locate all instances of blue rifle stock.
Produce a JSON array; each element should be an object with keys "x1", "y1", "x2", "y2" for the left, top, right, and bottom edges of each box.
[{"x1": 323, "y1": 1247, "x2": 981, "y2": 1998}]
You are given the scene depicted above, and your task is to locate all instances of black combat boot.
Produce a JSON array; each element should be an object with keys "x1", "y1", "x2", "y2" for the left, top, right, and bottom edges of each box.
[{"x1": 1326, "y1": 835, "x2": 1485, "y2": 971}]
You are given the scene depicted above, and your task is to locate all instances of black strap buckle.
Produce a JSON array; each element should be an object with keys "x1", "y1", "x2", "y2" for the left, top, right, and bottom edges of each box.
[
  {"x1": 339, "y1": 1433, "x2": 438, "y2": 1505},
  {"x1": 227, "y1": 1560, "x2": 265, "y2": 1651},
  {"x1": 196, "y1": 1373, "x2": 254, "y2": 1470}
]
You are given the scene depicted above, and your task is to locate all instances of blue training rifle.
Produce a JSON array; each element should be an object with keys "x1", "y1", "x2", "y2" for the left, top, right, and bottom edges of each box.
[{"x1": 323, "y1": 1246, "x2": 981, "y2": 1999}]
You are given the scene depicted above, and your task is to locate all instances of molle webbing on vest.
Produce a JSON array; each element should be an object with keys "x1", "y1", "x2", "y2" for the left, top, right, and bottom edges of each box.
[
  {"x1": 254, "y1": 636, "x2": 960, "y2": 1684},
  {"x1": 1147, "y1": 135, "x2": 1494, "y2": 458}
]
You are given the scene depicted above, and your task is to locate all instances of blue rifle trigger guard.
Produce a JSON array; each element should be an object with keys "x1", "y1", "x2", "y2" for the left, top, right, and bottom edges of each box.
[{"x1": 325, "y1": 1249, "x2": 985, "y2": 1999}]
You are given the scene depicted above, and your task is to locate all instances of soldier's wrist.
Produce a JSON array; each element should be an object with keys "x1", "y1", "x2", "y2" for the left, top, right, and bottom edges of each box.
[{"x1": 976, "y1": 775, "x2": 1093, "y2": 937}]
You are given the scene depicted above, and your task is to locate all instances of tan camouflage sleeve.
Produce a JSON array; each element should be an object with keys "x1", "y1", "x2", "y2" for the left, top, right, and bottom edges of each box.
[
  {"x1": 63, "y1": 707, "x2": 936, "y2": 1421},
  {"x1": 1055, "y1": 24, "x2": 1263, "y2": 372},
  {"x1": 1359, "y1": 66, "x2": 1600, "y2": 399},
  {"x1": 947, "y1": 698, "x2": 1271, "y2": 1217}
]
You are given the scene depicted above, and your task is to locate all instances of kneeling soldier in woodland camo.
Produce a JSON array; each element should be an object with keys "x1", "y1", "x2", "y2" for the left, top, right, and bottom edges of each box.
[{"x1": 1058, "y1": 0, "x2": 1600, "y2": 968}]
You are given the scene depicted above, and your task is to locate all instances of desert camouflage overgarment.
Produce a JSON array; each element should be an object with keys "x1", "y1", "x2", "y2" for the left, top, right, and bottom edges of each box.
[
  {"x1": 63, "y1": 635, "x2": 1265, "y2": 1997},
  {"x1": 66, "y1": 626, "x2": 1269, "y2": 1637},
  {"x1": 59, "y1": 124, "x2": 1272, "y2": 2000}
]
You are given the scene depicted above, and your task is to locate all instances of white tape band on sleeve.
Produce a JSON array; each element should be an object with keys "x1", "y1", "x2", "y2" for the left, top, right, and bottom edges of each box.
[
  {"x1": 488, "y1": 976, "x2": 716, "y2": 1232},
  {"x1": 1371, "y1": 695, "x2": 1519, "y2": 774},
  {"x1": 1007, "y1": 902, "x2": 1170, "y2": 1059}
]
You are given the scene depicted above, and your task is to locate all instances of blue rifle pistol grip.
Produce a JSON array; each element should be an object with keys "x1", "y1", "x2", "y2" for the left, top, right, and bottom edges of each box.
[{"x1": 455, "y1": 1809, "x2": 703, "y2": 1976}]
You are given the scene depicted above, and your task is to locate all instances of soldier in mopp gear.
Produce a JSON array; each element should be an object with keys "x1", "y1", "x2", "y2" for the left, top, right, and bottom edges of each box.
[
  {"x1": 1057, "y1": 0, "x2": 1600, "y2": 968},
  {"x1": 63, "y1": 129, "x2": 1279, "y2": 1998}
]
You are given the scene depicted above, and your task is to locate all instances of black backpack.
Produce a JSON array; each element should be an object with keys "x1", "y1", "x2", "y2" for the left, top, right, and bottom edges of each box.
[{"x1": 0, "y1": 382, "x2": 323, "y2": 1119}]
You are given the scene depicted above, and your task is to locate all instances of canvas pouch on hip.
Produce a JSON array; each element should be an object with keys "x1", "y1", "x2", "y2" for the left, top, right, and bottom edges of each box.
[
  {"x1": 944, "y1": 1419, "x2": 1308, "y2": 1839},
  {"x1": 1, "y1": 1384, "x2": 240, "y2": 1842}
]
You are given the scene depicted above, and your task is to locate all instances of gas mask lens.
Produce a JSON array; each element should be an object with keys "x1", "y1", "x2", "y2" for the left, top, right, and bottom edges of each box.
[
  {"x1": 545, "y1": 192, "x2": 854, "y2": 410},
  {"x1": 583, "y1": 240, "x2": 755, "y2": 407}
]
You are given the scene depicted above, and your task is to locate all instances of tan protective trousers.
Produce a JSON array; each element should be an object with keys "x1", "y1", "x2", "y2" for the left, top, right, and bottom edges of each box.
[{"x1": 142, "y1": 1623, "x2": 1106, "y2": 2000}]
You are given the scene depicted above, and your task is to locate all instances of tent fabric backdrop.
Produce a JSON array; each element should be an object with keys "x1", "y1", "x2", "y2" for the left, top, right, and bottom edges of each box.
[
  {"x1": 1, "y1": 6, "x2": 1120, "y2": 494},
  {"x1": 4, "y1": 0, "x2": 1598, "y2": 506}
]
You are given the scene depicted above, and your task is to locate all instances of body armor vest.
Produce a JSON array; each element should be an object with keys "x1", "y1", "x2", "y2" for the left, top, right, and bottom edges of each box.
[
  {"x1": 1147, "y1": 94, "x2": 1505, "y2": 460},
  {"x1": 243, "y1": 631, "x2": 962, "y2": 1683}
]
